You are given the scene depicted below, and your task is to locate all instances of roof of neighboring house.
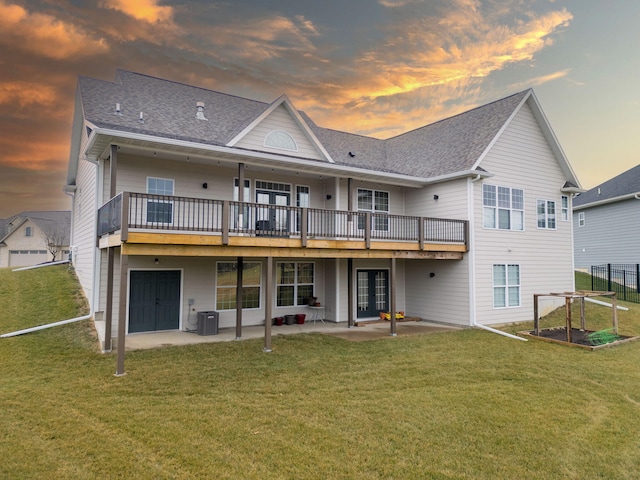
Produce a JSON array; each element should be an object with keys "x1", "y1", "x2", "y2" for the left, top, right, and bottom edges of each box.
[
  {"x1": 573, "y1": 164, "x2": 640, "y2": 208},
  {"x1": 0, "y1": 211, "x2": 71, "y2": 245},
  {"x1": 75, "y1": 70, "x2": 579, "y2": 185}
]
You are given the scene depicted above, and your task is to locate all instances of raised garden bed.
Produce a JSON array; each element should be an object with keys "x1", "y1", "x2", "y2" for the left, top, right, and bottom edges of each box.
[{"x1": 519, "y1": 327, "x2": 639, "y2": 350}]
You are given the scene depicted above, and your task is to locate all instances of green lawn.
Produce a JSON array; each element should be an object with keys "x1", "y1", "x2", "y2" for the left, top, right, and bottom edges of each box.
[{"x1": 2, "y1": 266, "x2": 640, "y2": 479}]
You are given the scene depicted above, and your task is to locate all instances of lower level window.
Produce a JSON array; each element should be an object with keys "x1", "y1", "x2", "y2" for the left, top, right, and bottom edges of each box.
[
  {"x1": 216, "y1": 261, "x2": 261, "y2": 310},
  {"x1": 493, "y1": 264, "x2": 520, "y2": 308},
  {"x1": 277, "y1": 262, "x2": 314, "y2": 306}
]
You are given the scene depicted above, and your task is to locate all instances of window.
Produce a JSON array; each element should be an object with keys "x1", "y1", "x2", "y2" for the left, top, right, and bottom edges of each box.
[
  {"x1": 537, "y1": 200, "x2": 556, "y2": 229},
  {"x1": 264, "y1": 130, "x2": 298, "y2": 151},
  {"x1": 561, "y1": 195, "x2": 569, "y2": 221},
  {"x1": 578, "y1": 211, "x2": 585, "y2": 227},
  {"x1": 357, "y1": 188, "x2": 389, "y2": 230},
  {"x1": 216, "y1": 261, "x2": 262, "y2": 310},
  {"x1": 147, "y1": 177, "x2": 174, "y2": 224},
  {"x1": 483, "y1": 185, "x2": 524, "y2": 230},
  {"x1": 493, "y1": 264, "x2": 520, "y2": 308},
  {"x1": 276, "y1": 262, "x2": 315, "y2": 306},
  {"x1": 296, "y1": 186, "x2": 310, "y2": 231},
  {"x1": 233, "y1": 178, "x2": 251, "y2": 229},
  {"x1": 25, "y1": 226, "x2": 32, "y2": 237}
]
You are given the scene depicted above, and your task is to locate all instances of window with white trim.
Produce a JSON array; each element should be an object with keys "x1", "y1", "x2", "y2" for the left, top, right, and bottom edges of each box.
[
  {"x1": 357, "y1": 188, "x2": 389, "y2": 231},
  {"x1": 578, "y1": 211, "x2": 585, "y2": 227},
  {"x1": 147, "y1": 177, "x2": 174, "y2": 224},
  {"x1": 483, "y1": 184, "x2": 524, "y2": 230},
  {"x1": 264, "y1": 130, "x2": 298, "y2": 151},
  {"x1": 216, "y1": 261, "x2": 262, "y2": 310},
  {"x1": 561, "y1": 195, "x2": 569, "y2": 221},
  {"x1": 233, "y1": 178, "x2": 251, "y2": 229},
  {"x1": 276, "y1": 262, "x2": 314, "y2": 306},
  {"x1": 537, "y1": 200, "x2": 556, "y2": 229},
  {"x1": 25, "y1": 226, "x2": 32, "y2": 237},
  {"x1": 493, "y1": 264, "x2": 520, "y2": 308},
  {"x1": 296, "y1": 185, "x2": 310, "y2": 231}
]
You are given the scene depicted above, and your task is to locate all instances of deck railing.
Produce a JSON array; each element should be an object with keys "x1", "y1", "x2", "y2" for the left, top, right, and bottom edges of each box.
[{"x1": 97, "y1": 192, "x2": 468, "y2": 248}]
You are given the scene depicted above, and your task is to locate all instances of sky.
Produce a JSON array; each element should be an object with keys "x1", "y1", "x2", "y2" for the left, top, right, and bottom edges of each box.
[{"x1": 1, "y1": 0, "x2": 639, "y2": 218}]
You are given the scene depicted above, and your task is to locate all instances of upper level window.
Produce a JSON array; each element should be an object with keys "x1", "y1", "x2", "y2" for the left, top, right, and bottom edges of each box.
[
  {"x1": 537, "y1": 200, "x2": 556, "y2": 229},
  {"x1": 264, "y1": 130, "x2": 298, "y2": 152},
  {"x1": 578, "y1": 212, "x2": 585, "y2": 227},
  {"x1": 483, "y1": 184, "x2": 524, "y2": 231},
  {"x1": 561, "y1": 195, "x2": 569, "y2": 221},
  {"x1": 147, "y1": 177, "x2": 174, "y2": 224},
  {"x1": 358, "y1": 188, "x2": 389, "y2": 231},
  {"x1": 25, "y1": 226, "x2": 32, "y2": 237}
]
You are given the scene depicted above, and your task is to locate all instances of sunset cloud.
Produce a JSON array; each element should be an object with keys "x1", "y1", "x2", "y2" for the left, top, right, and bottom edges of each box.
[
  {"x1": 99, "y1": 0, "x2": 174, "y2": 23},
  {"x1": 0, "y1": 82, "x2": 58, "y2": 110},
  {"x1": 0, "y1": 0, "x2": 108, "y2": 59}
]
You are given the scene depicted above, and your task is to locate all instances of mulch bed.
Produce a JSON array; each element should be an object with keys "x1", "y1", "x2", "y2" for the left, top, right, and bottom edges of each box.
[{"x1": 519, "y1": 327, "x2": 639, "y2": 350}]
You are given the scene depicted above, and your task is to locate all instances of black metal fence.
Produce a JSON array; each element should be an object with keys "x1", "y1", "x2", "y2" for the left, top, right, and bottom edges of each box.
[{"x1": 591, "y1": 264, "x2": 640, "y2": 303}]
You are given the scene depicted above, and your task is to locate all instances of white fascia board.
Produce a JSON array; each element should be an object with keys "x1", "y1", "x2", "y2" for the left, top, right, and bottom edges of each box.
[
  {"x1": 226, "y1": 94, "x2": 335, "y2": 163},
  {"x1": 82, "y1": 127, "x2": 428, "y2": 187},
  {"x1": 573, "y1": 192, "x2": 640, "y2": 210},
  {"x1": 526, "y1": 91, "x2": 582, "y2": 189}
]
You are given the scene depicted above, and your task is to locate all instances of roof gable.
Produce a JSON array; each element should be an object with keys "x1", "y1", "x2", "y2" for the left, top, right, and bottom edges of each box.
[{"x1": 227, "y1": 94, "x2": 334, "y2": 163}]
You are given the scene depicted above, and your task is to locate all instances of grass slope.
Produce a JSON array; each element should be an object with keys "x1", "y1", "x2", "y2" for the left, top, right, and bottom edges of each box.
[{"x1": 2, "y1": 266, "x2": 640, "y2": 479}]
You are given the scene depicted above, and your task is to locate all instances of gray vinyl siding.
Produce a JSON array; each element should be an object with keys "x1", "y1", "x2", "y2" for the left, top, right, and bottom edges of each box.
[
  {"x1": 72, "y1": 157, "x2": 99, "y2": 307},
  {"x1": 573, "y1": 199, "x2": 640, "y2": 269},
  {"x1": 234, "y1": 104, "x2": 325, "y2": 160},
  {"x1": 472, "y1": 101, "x2": 573, "y2": 324},
  {"x1": 404, "y1": 178, "x2": 469, "y2": 219},
  {"x1": 405, "y1": 259, "x2": 470, "y2": 326},
  {"x1": 110, "y1": 154, "x2": 331, "y2": 209}
]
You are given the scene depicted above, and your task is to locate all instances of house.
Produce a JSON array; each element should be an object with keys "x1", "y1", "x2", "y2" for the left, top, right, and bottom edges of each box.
[
  {"x1": 573, "y1": 164, "x2": 640, "y2": 270},
  {"x1": 64, "y1": 70, "x2": 582, "y2": 356},
  {"x1": 0, "y1": 211, "x2": 71, "y2": 268}
]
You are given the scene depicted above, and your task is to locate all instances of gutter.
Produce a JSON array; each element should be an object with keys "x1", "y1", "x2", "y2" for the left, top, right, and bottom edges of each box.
[
  {"x1": 84, "y1": 127, "x2": 495, "y2": 188},
  {"x1": 573, "y1": 192, "x2": 640, "y2": 210}
]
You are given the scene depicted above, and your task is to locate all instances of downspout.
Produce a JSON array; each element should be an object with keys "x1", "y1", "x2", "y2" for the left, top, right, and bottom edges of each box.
[
  {"x1": 1, "y1": 314, "x2": 91, "y2": 338},
  {"x1": 468, "y1": 175, "x2": 526, "y2": 341}
]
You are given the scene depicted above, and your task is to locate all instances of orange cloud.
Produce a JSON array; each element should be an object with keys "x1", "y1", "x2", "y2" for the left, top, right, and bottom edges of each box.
[
  {"x1": 0, "y1": 82, "x2": 58, "y2": 110},
  {"x1": 193, "y1": 15, "x2": 319, "y2": 62},
  {"x1": 0, "y1": 1, "x2": 108, "y2": 59},
  {"x1": 99, "y1": 0, "x2": 173, "y2": 23}
]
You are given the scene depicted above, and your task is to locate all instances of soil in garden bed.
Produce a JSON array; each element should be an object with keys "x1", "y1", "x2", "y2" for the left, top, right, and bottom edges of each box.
[{"x1": 529, "y1": 327, "x2": 634, "y2": 347}]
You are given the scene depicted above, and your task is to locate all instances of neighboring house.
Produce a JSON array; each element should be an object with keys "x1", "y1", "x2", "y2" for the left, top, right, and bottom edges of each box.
[
  {"x1": 573, "y1": 164, "x2": 640, "y2": 270},
  {"x1": 0, "y1": 211, "x2": 71, "y2": 268},
  {"x1": 65, "y1": 70, "x2": 582, "y2": 351}
]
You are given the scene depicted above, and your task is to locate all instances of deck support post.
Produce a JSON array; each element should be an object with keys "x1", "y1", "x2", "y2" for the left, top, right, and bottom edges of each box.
[
  {"x1": 390, "y1": 257, "x2": 397, "y2": 337},
  {"x1": 115, "y1": 251, "x2": 129, "y2": 376},
  {"x1": 264, "y1": 256, "x2": 273, "y2": 352},
  {"x1": 104, "y1": 247, "x2": 114, "y2": 352},
  {"x1": 236, "y1": 256, "x2": 243, "y2": 340},
  {"x1": 348, "y1": 258, "x2": 354, "y2": 328}
]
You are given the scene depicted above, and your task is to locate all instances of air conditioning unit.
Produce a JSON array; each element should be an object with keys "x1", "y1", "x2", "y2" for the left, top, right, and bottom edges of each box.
[{"x1": 197, "y1": 311, "x2": 219, "y2": 336}]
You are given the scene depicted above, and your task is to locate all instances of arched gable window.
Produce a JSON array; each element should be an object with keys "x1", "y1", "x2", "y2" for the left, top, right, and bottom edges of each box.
[{"x1": 264, "y1": 130, "x2": 298, "y2": 152}]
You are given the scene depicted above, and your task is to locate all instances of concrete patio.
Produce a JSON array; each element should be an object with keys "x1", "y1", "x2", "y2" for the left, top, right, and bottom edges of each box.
[{"x1": 121, "y1": 319, "x2": 461, "y2": 351}]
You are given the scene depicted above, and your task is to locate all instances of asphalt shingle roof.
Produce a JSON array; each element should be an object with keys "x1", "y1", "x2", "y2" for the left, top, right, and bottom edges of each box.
[
  {"x1": 79, "y1": 70, "x2": 532, "y2": 179},
  {"x1": 573, "y1": 164, "x2": 640, "y2": 206}
]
